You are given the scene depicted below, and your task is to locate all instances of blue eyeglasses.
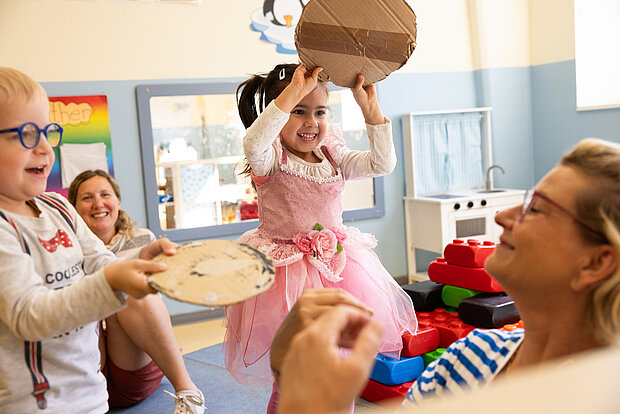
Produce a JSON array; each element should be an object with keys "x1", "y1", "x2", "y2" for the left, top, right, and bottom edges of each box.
[{"x1": 0, "y1": 122, "x2": 63, "y2": 149}]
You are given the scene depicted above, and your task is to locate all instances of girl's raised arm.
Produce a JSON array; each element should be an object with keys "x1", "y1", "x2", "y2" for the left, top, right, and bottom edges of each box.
[{"x1": 351, "y1": 74, "x2": 385, "y2": 126}]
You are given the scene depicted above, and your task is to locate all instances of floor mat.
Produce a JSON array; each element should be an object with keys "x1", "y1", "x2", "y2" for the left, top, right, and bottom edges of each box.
[{"x1": 108, "y1": 343, "x2": 271, "y2": 413}]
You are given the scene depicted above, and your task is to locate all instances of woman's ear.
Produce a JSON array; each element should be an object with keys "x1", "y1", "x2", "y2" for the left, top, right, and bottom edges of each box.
[{"x1": 571, "y1": 244, "x2": 618, "y2": 292}]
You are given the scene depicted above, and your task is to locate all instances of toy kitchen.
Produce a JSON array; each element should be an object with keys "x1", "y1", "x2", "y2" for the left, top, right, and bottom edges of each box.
[{"x1": 402, "y1": 108, "x2": 524, "y2": 282}]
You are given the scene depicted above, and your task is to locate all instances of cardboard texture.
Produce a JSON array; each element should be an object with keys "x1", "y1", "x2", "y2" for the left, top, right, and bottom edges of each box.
[
  {"x1": 295, "y1": 0, "x2": 417, "y2": 88},
  {"x1": 149, "y1": 239, "x2": 275, "y2": 306}
]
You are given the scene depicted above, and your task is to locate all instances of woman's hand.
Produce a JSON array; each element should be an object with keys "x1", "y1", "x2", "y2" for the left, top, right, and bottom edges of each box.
[
  {"x1": 270, "y1": 288, "x2": 373, "y2": 382},
  {"x1": 103, "y1": 259, "x2": 165, "y2": 299},
  {"x1": 275, "y1": 64, "x2": 323, "y2": 113},
  {"x1": 277, "y1": 306, "x2": 383, "y2": 414},
  {"x1": 351, "y1": 74, "x2": 385, "y2": 125},
  {"x1": 139, "y1": 238, "x2": 177, "y2": 260}
]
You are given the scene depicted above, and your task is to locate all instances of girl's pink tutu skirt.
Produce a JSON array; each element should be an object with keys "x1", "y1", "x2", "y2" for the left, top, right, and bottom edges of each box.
[{"x1": 223, "y1": 229, "x2": 417, "y2": 386}]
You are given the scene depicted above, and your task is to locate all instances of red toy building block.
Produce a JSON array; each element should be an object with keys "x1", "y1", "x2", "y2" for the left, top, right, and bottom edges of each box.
[
  {"x1": 416, "y1": 308, "x2": 475, "y2": 348},
  {"x1": 401, "y1": 322, "x2": 440, "y2": 357},
  {"x1": 239, "y1": 200, "x2": 258, "y2": 220},
  {"x1": 443, "y1": 239, "x2": 496, "y2": 268},
  {"x1": 428, "y1": 258, "x2": 504, "y2": 292},
  {"x1": 360, "y1": 379, "x2": 413, "y2": 408}
]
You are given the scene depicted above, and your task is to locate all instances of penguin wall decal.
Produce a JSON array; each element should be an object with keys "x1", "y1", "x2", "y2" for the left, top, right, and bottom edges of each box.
[
  {"x1": 263, "y1": 0, "x2": 305, "y2": 27},
  {"x1": 251, "y1": 0, "x2": 306, "y2": 53}
]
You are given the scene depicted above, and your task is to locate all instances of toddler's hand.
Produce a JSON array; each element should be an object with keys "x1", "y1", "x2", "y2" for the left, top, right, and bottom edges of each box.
[
  {"x1": 275, "y1": 64, "x2": 323, "y2": 113},
  {"x1": 104, "y1": 259, "x2": 165, "y2": 299},
  {"x1": 351, "y1": 74, "x2": 385, "y2": 125},
  {"x1": 139, "y1": 237, "x2": 177, "y2": 260}
]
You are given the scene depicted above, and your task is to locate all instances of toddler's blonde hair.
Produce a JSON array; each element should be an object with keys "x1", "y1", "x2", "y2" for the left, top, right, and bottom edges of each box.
[{"x1": 0, "y1": 67, "x2": 46, "y2": 101}]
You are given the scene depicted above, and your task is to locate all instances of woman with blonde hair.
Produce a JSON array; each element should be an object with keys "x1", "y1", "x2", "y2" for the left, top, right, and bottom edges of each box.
[{"x1": 268, "y1": 138, "x2": 620, "y2": 412}]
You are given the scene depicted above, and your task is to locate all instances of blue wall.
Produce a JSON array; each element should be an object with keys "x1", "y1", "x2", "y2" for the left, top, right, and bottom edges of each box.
[
  {"x1": 41, "y1": 60, "x2": 620, "y2": 316},
  {"x1": 531, "y1": 60, "x2": 620, "y2": 181}
]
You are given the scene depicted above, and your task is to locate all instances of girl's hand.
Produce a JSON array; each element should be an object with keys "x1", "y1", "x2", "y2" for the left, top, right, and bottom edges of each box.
[
  {"x1": 103, "y1": 259, "x2": 165, "y2": 299},
  {"x1": 275, "y1": 64, "x2": 323, "y2": 113},
  {"x1": 139, "y1": 238, "x2": 177, "y2": 260},
  {"x1": 351, "y1": 74, "x2": 385, "y2": 125},
  {"x1": 270, "y1": 288, "x2": 373, "y2": 382}
]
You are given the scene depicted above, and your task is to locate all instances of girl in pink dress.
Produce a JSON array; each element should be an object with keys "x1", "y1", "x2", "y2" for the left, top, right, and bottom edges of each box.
[{"x1": 224, "y1": 63, "x2": 417, "y2": 410}]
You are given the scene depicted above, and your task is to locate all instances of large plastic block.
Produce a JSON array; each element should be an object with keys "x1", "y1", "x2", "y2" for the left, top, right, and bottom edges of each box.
[
  {"x1": 401, "y1": 323, "x2": 440, "y2": 357},
  {"x1": 401, "y1": 280, "x2": 445, "y2": 312},
  {"x1": 441, "y1": 285, "x2": 482, "y2": 308},
  {"x1": 428, "y1": 258, "x2": 504, "y2": 292},
  {"x1": 458, "y1": 293, "x2": 520, "y2": 329},
  {"x1": 360, "y1": 379, "x2": 413, "y2": 407},
  {"x1": 416, "y1": 308, "x2": 475, "y2": 348},
  {"x1": 422, "y1": 347, "x2": 446, "y2": 367},
  {"x1": 443, "y1": 239, "x2": 496, "y2": 267},
  {"x1": 369, "y1": 354, "x2": 425, "y2": 386}
]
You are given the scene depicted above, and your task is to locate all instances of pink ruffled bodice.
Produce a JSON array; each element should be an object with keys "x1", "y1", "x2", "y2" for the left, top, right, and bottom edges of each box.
[
  {"x1": 253, "y1": 144, "x2": 344, "y2": 239},
  {"x1": 241, "y1": 140, "x2": 374, "y2": 281}
]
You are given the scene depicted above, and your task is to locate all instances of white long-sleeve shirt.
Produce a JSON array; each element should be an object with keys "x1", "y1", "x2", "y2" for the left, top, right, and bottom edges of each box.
[{"x1": 244, "y1": 101, "x2": 396, "y2": 180}]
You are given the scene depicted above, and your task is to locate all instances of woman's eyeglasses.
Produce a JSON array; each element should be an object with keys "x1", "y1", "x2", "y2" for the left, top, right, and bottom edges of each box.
[
  {"x1": 0, "y1": 122, "x2": 63, "y2": 149},
  {"x1": 520, "y1": 188, "x2": 604, "y2": 237}
]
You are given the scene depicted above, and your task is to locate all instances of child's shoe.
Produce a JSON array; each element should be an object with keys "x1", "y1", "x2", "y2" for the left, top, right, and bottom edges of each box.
[{"x1": 165, "y1": 389, "x2": 206, "y2": 414}]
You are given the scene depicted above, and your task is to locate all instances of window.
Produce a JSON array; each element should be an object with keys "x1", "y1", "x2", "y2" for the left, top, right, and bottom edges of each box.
[{"x1": 574, "y1": 0, "x2": 620, "y2": 110}]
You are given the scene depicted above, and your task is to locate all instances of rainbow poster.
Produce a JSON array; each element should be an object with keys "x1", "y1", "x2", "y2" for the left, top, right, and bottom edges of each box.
[{"x1": 47, "y1": 95, "x2": 114, "y2": 197}]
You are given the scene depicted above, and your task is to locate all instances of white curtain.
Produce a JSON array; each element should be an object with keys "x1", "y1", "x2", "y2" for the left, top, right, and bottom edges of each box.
[{"x1": 412, "y1": 112, "x2": 484, "y2": 195}]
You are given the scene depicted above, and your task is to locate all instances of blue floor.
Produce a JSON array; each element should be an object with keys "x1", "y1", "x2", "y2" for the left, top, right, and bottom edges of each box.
[{"x1": 108, "y1": 343, "x2": 271, "y2": 413}]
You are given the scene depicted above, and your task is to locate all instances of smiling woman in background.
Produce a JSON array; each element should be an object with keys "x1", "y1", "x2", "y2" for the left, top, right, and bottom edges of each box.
[{"x1": 68, "y1": 169, "x2": 205, "y2": 414}]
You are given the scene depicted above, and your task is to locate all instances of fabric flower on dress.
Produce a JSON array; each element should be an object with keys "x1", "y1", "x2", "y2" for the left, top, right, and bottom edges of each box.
[
  {"x1": 292, "y1": 223, "x2": 344, "y2": 263},
  {"x1": 332, "y1": 227, "x2": 347, "y2": 243},
  {"x1": 308, "y1": 228, "x2": 338, "y2": 260},
  {"x1": 292, "y1": 232, "x2": 313, "y2": 254}
]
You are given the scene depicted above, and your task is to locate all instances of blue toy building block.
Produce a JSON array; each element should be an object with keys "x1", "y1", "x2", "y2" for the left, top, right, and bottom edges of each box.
[
  {"x1": 369, "y1": 354, "x2": 425, "y2": 386},
  {"x1": 401, "y1": 280, "x2": 445, "y2": 312}
]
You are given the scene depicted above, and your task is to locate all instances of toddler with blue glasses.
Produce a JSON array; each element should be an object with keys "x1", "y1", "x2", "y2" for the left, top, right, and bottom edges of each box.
[{"x1": 0, "y1": 66, "x2": 177, "y2": 413}]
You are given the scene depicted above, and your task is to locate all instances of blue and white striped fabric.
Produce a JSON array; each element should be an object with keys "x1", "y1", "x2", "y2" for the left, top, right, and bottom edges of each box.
[{"x1": 401, "y1": 329, "x2": 524, "y2": 408}]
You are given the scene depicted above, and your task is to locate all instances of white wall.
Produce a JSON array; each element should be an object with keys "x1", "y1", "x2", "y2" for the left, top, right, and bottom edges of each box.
[{"x1": 2, "y1": 0, "x2": 544, "y2": 82}]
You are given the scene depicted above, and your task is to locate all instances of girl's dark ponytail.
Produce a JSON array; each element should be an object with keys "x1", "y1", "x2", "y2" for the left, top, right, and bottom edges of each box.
[
  {"x1": 236, "y1": 75, "x2": 265, "y2": 129},
  {"x1": 236, "y1": 63, "x2": 298, "y2": 129}
]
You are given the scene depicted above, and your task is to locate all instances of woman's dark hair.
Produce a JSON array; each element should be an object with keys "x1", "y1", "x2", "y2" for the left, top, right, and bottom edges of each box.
[{"x1": 236, "y1": 63, "x2": 328, "y2": 186}]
